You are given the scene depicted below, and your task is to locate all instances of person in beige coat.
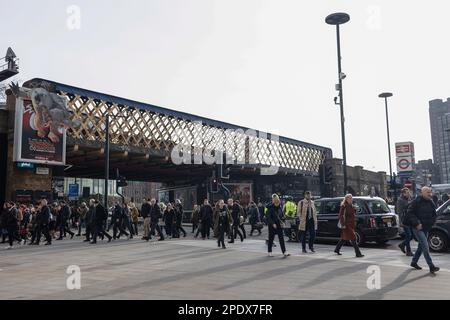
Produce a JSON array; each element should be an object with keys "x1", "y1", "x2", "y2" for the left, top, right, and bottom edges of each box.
[{"x1": 297, "y1": 191, "x2": 318, "y2": 253}]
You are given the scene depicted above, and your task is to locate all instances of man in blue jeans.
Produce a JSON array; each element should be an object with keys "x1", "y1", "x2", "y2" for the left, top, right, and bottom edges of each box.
[{"x1": 404, "y1": 187, "x2": 439, "y2": 274}]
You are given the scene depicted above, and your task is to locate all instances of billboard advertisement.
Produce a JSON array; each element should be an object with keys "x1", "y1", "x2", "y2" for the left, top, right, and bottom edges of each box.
[{"x1": 13, "y1": 98, "x2": 66, "y2": 165}]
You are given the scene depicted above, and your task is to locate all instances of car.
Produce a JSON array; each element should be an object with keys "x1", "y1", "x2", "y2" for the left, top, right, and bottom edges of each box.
[
  {"x1": 286, "y1": 197, "x2": 399, "y2": 246},
  {"x1": 428, "y1": 199, "x2": 450, "y2": 252}
]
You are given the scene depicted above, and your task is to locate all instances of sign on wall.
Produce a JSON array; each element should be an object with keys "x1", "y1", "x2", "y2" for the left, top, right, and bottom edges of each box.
[{"x1": 13, "y1": 98, "x2": 66, "y2": 165}]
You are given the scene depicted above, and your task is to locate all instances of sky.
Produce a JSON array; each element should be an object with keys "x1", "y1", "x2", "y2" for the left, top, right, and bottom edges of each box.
[{"x1": 1, "y1": 0, "x2": 449, "y2": 174}]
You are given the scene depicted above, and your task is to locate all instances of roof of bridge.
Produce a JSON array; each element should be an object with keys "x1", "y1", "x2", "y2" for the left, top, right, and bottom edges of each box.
[{"x1": 28, "y1": 78, "x2": 331, "y2": 154}]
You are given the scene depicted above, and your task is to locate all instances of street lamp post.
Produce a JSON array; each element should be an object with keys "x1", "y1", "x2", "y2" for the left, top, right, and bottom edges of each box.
[
  {"x1": 379, "y1": 92, "x2": 394, "y2": 199},
  {"x1": 326, "y1": 12, "x2": 350, "y2": 195},
  {"x1": 104, "y1": 113, "x2": 110, "y2": 210}
]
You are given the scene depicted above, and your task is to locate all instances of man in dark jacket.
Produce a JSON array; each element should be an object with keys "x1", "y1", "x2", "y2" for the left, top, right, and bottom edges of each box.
[
  {"x1": 266, "y1": 194, "x2": 290, "y2": 257},
  {"x1": 404, "y1": 187, "x2": 439, "y2": 273},
  {"x1": 174, "y1": 199, "x2": 186, "y2": 238},
  {"x1": 199, "y1": 199, "x2": 213, "y2": 240},
  {"x1": 35, "y1": 199, "x2": 52, "y2": 245},
  {"x1": 149, "y1": 199, "x2": 164, "y2": 241},
  {"x1": 111, "y1": 202, "x2": 129, "y2": 240},
  {"x1": 3, "y1": 201, "x2": 19, "y2": 249},
  {"x1": 57, "y1": 201, "x2": 74, "y2": 240},
  {"x1": 396, "y1": 188, "x2": 413, "y2": 256},
  {"x1": 227, "y1": 199, "x2": 243, "y2": 243},
  {"x1": 84, "y1": 199, "x2": 96, "y2": 242},
  {"x1": 91, "y1": 201, "x2": 112, "y2": 244}
]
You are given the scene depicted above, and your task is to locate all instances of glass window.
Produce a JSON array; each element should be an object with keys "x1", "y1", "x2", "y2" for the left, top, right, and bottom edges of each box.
[
  {"x1": 367, "y1": 200, "x2": 390, "y2": 214},
  {"x1": 353, "y1": 200, "x2": 365, "y2": 214},
  {"x1": 323, "y1": 200, "x2": 341, "y2": 214}
]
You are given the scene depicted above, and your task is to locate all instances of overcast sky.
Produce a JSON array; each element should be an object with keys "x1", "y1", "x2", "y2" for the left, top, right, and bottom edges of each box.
[{"x1": 2, "y1": 0, "x2": 449, "y2": 173}]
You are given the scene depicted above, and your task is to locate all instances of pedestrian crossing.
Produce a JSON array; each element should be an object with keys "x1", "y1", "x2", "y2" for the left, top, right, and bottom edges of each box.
[{"x1": 170, "y1": 239, "x2": 450, "y2": 273}]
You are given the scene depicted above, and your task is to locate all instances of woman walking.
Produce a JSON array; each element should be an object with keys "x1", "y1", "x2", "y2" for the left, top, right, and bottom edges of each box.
[
  {"x1": 334, "y1": 194, "x2": 364, "y2": 258},
  {"x1": 214, "y1": 200, "x2": 232, "y2": 249},
  {"x1": 164, "y1": 203, "x2": 176, "y2": 238},
  {"x1": 130, "y1": 202, "x2": 140, "y2": 236},
  {"x1": 298, "y1": 191, "x2": 318, "y2": 253}
]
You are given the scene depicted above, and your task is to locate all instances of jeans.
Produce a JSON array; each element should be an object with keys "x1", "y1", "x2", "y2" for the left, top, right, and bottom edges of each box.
[
  {"x1": 412, "y1": 229, "x2": 433, "y2": 267},
  {"x1": 299, "y1": 218, "x2": 316, "y2": 250},
  {"x1": 218, "y1": 226, "x2": 227, "y2": 248},
  {"x1": 230, "y1": 224, "x2": 243, "y2": 242},
  {"x1": 400, "y1": 226, "x2": 413, "y2": 253},
  {"x1": 150, "y1": 222, "x2": 165, "y2": 239}
]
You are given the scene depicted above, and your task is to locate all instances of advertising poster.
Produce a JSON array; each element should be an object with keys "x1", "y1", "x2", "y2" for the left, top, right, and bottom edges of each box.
[{"x1": 13, "y1": 98, "x2": 66, "y2": 165}]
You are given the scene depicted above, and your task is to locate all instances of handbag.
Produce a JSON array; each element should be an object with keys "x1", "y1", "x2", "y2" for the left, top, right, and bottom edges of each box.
[{"x1": 338, "y1": 206, "x2": 347, "y2": 229}]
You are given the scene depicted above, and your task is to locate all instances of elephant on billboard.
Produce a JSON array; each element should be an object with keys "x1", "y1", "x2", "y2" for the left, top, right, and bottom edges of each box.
[{"x1": 9, "y1": 82, "x2": 78, "y2": 143}]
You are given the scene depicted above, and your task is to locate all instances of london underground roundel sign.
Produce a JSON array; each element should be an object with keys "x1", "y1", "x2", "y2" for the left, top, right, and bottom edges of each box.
[{"x1": 398, "y1": 158, "x2": 410, "y2": 170}]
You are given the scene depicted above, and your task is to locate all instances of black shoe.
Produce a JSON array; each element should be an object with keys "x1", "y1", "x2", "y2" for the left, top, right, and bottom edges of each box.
[
  {"x1": 158, "y1": 238, "x2": 164, "y2": 241},
  {"x1": 228, "y1": 241, "x2": 234, "y2": 244},
  {"x1": 45, "y1": 242, "x2": 51, "y2": 246},
  {"x1": 183, "y1": 234, "x2": 186, "y2": 238},
  {"x1": 75, "y1": 234, "x2": 81, "y2": 237},
  {"x1": 107, "y1": 237, "x2": 112, "y2": 243},
  {"x1": 334, "y1": 250, "x2": 342, "y2": 256},
  {"x1": 222, "y1": 246, "x2": 226, "y2": 249},
  {"x1": 310, "y1": 248, "x2": 315, "y2": 253},
  {"x1": 83, "y1": 239, "x2": 90, "y2": 242},
  {"x1": 218, "y1": 243, "x2": 221, "y2": 247},
  {"x1": 90, "y1": 241, "x2": 97, "y2": 244},
  {"x1": 411, "y1": 262, "x2": 422, "y2": 270},
  {"x1": 240, "y1": 238, "x2": 244, "y2": 242},
  {"x1": 406, "y1": 251, "x2": 414, "y2": 257},
  {"x1": 356, "y1": 254, "x2": 365, "y2": 258},
  {"x1": 398, "y1": 243, "x2": 406, "y2": 254},
  {"x1": 302, "y1": 249, "x2": 307, "y2": 253},
  {"x1": 430, "y1": 265, "x2": 440, "y2": 274},
  {"x1": 70, "y1": 234, "x2": 74, "y2": 239},
  {"x1": 56, "y1": 238, "x2": 63, "y2": 241}
]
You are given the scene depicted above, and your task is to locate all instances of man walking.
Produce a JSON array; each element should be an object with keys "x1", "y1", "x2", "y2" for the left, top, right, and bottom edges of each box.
[
  {"x1": 404, "y1": 187, "x2": 439, "y2": 274},
  {"x1": 57, "y1": 201, "x2": 74, "y2": 240},
  {"x1": 396, "y1": 188, "x2": 414, "y2": 256},
  {"x1": 91, "y1": 200, "x2": 112, "y2": 244},
  {"x1": 35, "y1": 199, "x2": 52, "y2": 246},
  {"x1": 227, "y1": 199, "x2": 243, "y2": 243},
  {"x1": 141, "y1": 198, "x2": 151, "y2": 241},
  {"x1": 297, "y1": 191, "x2": 317, "y2": 253},
  {"x1": 150, "y1": 199, "x2": 164, "y2": 241},
  {"x1": 199, "y1": 199, "x2": 213, "y2": 240}
]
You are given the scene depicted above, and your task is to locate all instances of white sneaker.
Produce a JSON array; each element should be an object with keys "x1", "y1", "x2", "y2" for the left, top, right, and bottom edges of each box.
[
  {"x1": 20, "y1": 240, "x2": 26, "y2": 245},
  {"x1": 268, "y1": 252, "x2": 273, "y2": 257}
]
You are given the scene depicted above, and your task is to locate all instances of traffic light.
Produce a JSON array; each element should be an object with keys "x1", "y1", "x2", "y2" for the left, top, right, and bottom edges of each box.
[
  {"x1": 116, "y1": 176, "x2": 128, "y2": 188},
  {"x1": 211, "y1": 177, "x2": 219, "y2": 193},
  {"x1": 325, "y1": 166, "x2": 333, "y2": 183}
]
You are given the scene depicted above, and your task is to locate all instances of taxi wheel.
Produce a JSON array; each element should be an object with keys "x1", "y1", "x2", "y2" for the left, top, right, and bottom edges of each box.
[{"x1": 428, "y1": 231, "x2": 448, "y2": 253}]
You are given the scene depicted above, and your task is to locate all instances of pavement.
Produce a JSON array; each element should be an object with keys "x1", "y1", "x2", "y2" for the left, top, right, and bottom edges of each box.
[{"x1": 1, "y1": 225, "x2": 450, "y2": 300}]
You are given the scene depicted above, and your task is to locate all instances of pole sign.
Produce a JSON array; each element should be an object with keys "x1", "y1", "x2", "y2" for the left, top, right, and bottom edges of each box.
[{"x1": 395, "y1": 142, "x2": 415, "y2": 175}]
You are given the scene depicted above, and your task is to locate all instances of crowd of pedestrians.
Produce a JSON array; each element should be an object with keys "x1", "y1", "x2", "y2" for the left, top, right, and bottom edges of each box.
[{"x1": 0, "y1": 186, "x2": 441, "y2": 273}]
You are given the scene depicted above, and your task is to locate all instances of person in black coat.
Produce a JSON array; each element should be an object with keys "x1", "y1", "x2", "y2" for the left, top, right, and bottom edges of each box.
[
  {"x1": 57, "y1": 201, "x2": 74, "y2": 240},
  {"x1": 215, "y1": 200, "x2": 233, "y2": 249},
  {"x1": 35, "y1": 199, "x2": 52, "y2": 246},
  {"x1": 199, "y1": 199, "x2": 213, "y2": 240},
  {"x1": 111, "y1": 202, "x2": 129, "y2": 240},
  {"x1": 91, "y1": 201, "x2": 112, "y2": 244},
  {"x1": 149, "y1": 199, "x2": 164, "y2": 241},
  {"x1": 164, "y1": 204, "x2": 176, "y2": 238},
  {"x1": 84, "y1": 199, "x2": 96, "y2": 242},
  {"x1": 227, "y1": 199, "x2": 243, "y2": 243},
  {"x1": 266, "y1": 194, "x2": 290, "y2": 257},
  {"x1": 174, "y1": 200, "x2": 186, "y2": 238},
  {"x1": 404, "y1": 187, "x2": 439, "y2": 273},
  {"x1": 249, "y1": 201, "x2": 262, "y2": 236},
  {"x1": 2, "y1": 201, "x2": 19, "y2": 249}
]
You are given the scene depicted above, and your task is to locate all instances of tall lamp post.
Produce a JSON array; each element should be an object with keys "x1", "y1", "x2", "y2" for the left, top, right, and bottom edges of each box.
[
  {"x1": 104, "y1": 113, "x2": 110, "y2": 211},
  {"x1": 379, "y1": 92, "x2": 394, "y2": 200},
  {"x1": 326, "y1": 12, "x2": 350, "y2": 194}
]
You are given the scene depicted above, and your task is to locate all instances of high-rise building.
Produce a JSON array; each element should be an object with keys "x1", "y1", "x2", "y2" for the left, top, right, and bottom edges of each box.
[{"x1": 429, "y1": 98, "x2": 450, "y2": 184}]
